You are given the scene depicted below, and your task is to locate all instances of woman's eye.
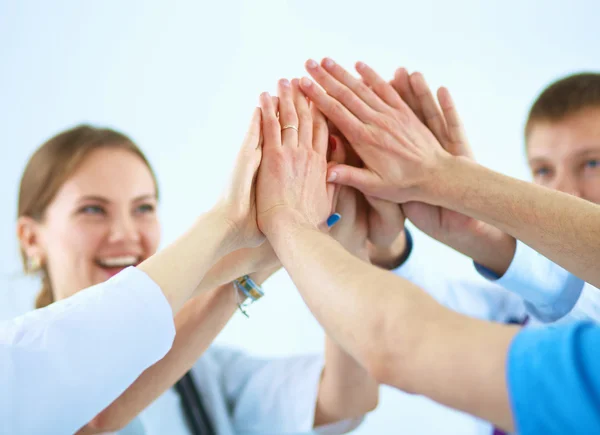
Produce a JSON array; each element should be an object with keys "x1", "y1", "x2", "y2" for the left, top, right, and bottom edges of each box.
[{"x1": 79, "y1": 205, "x2": 105, "y2": 215}]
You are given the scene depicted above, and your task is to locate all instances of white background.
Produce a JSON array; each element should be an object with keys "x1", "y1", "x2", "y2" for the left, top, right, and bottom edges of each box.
[{"x1": 1, "y1": 1, "x2": 599, "y2": 433}]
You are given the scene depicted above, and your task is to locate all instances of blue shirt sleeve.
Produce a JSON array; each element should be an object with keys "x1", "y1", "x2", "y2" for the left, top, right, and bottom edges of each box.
[
  {"x1": 507, "y1": 322, "x2": 600, "y2": 434},
  {"x1": 474, "y1": 240, "x2": 584, "y2": 322}
]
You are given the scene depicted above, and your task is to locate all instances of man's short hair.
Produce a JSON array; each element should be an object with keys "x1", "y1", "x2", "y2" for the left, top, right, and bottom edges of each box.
[{"x1": 525, "y1": 72, "x2": 600, "y2": 138}]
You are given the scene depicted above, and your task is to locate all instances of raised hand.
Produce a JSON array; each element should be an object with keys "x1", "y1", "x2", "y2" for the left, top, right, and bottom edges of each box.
[
  {"x1": 256, "y1": 78, "x2": 336, "y2": 237},
  {"x1": 392, "y1": 71, "x2": 515, "y2": 275},
  {"x1": 299, "y1": 58, "x2": 451, "y2": 204},
  {"x1": 393, "y1": 71, "x2": 480, "y2": 243},
  {"x1": 217, "y1": 105, "x2": 268, "y2": 249}
]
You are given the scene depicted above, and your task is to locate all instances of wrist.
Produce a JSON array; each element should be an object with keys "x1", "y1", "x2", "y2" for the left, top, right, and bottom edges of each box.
[
  {"x1": 471, "y1": 224, "x2": 516, "y2": 277},
  {"x1": 199, "y1": 207, "x2": 244, "y2": 255},
  {"x1": 421, "y1": 154, "x2": 470, "y2": 206},
  {"x1": 261, "y1": 209, "x2": 321, "y2": 263},
  {"x1": 259, "y1": 208, "x2": 316, "y2": 240},
  {"x1": 369, "y1": 230, "x2": 410, "y2": 270},
  {"x1": 248, "y1": 242, "x2": 282, "y2": 273}
]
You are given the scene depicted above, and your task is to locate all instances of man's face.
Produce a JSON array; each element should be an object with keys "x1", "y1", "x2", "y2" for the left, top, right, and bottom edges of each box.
[{"x1": 527, "y1": 106, "x2": 600, "y2": 204}]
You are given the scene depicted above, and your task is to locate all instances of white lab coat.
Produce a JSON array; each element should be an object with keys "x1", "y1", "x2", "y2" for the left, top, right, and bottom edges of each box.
[
  {"x1": 1, "y1": 265, "x2": 362, "y2": 435},
  {"x1": 392, "y1": 236, "x2": 600, "y2": 435},
  {"x1": 114, "y1": 347, "x2": 361, "y2": 435},
  {"x1": 0, "y1": 267, "x2": 176, "y2": 435}
]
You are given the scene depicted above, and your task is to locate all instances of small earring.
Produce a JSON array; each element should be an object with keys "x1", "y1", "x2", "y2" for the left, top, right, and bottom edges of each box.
[{"x1": 27, "y1": 255, "x2": 42, "y2": 273}]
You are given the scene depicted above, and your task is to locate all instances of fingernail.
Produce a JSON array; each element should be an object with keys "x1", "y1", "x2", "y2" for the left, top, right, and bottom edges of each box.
[
  {"x1": 323, "y1": 58, "x2": 334, "y2": 68},
  {"x1": 280, "y1": 78, "x2": 290, "y2": 87},
  {"x1": 329, "y1": 135, "x2": 337, "y2": 152},
  {"x1": 326, "y1": 213, "x2": 342, "y2": 227},
  {"x1": 356, "y1": 61, "x2": 366, "y2": 71},
  {"x1": 327, "y1": 171, "x2": 338, "y2": 182},
  {"x1": 300, "y1": 77, "x2": 313, "y2": 88},
  {"x1": 306, "y1": 59, "x2": 318, "y2": 69}
]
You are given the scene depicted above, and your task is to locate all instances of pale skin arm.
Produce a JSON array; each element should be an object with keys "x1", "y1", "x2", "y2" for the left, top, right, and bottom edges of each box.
[
  {"x1": 300, "y1": 58, "x2": 600, "y2": 286},
  {"x1": 74, "y1": 106, "x2": 272, "y2": 432},
  {"x1": 264, "y1": 214, "x2": 518, "y2": 432},
  {"x1": 85, "y1": 259, "x2": 377, "y2": 433},
  {"x1": 136, "y1": 210, "x2": 238, "y2": 315},
  {"x1": 137, "y1": 107, "x2": 267, "y2": 314},
  {"x1": 256, "y1": 72, "x2": 518, "y2": 431},
  {"x1": 91, "y1": 81, "x2": 376, "y2": 432},
  {"x1": 315, "y1": 144, "x2": 379, "y2": 426},
  {"x1": 316, "y1": 334, "x2": 379, "y2": 426},
  {"x1": 194, "y1": 243, "x2": 278, "y2": 295},
  {"x1": 257, "y1": 80, "x2": 379, "y2": 426},
  {"x1": 402, "y1": 71, "x2": 600, "y2": 281},
  {"x1": 78, "y1": 267, "x2": 278, "y2": 433},
  {"x1": 432, "y1": 155, "x2": 600, "y2": 287}
]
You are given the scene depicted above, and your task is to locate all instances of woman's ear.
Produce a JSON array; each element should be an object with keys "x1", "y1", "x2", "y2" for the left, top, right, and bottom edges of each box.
[{"x1": 17, "y1": 216, "x2": 46, "y2": 271}]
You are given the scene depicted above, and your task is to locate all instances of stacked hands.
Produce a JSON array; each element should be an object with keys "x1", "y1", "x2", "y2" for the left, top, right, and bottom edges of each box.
[{"x1": 219, "y1": 57, "x2": 483, "y2": 269}]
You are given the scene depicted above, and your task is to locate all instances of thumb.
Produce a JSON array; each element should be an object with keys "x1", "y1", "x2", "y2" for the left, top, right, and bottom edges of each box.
[{"x1": 327, "y1": 164, "x2": 381, "y2": 195}]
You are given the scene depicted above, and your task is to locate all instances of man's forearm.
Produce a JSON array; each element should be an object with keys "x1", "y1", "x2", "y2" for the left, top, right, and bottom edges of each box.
[
  {"x1": 266, "y1": 218, "x2": 412, "y2": 372},
  {"x1": 315, "y1": 250, "x2": 379, "y2": 427},
  {"x1": 439, "y1": 221, "x2": 516, "y2": 277},
  {"x1": 265, "y1": 216, "x2": 443, "y2": 387},
  {"x1": 416, "y1": 311, "x2": 518, "y2": 431},
  {"x1": 314, "y1": 337, "x2": 379, "y2": 427},
  {"x1": 266, "y1": 216, "x2": 518, "y2": 430},
  {"x1": 433, "y1": 156, "x2": 600, "y2": 287}
]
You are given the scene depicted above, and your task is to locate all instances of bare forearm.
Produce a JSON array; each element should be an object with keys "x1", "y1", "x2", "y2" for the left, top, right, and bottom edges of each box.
[
  {"x1": 194, "y1": 248, "x2": 258, "y2": 294},
  {"x1": 434, "y1": 156, "x2": 600, "y2": 286},
  {"x1": 137, "y1": 208, "x2": 238, "y2": 314},
  {"x1": 413, "y1": 310, "x2": 518, "y2": 431},
  {"x1": 440, "y1": 222, "x2": 516, "y2": 277},
  {"x1": 84, "y1": 268, "x2": 277, "y2": 433},
  {"x1": 265, "y1": 216, "x2": 430, "y2": 379},
  {"x1": 314, "y1": 337, "x2": 379, "y2": 427},
  {"x1": 267, "y1": 216, "x2": 517, "y2": 430},
  {"x1": 194, "y1": 245, "x2": 277, "y2": 296},
  {"x1": 314, "y1": 252, "x2": 379, "y2": 427}
]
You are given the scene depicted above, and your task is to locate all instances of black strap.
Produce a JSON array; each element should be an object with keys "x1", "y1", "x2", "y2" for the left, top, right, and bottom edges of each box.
[{"x1": 174, "y1": 370, "x2": 216, "y2": 435}]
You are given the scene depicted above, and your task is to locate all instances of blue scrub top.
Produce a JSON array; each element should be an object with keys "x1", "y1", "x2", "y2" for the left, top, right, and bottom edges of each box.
[{"x1": 508, "y1": 321, "x2": 600, "y2": 434}]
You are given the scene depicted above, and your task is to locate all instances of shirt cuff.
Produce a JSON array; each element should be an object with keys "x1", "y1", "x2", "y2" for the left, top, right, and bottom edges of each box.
[
  {"x1": 474, "y1": 240, "x2": 584, "y2": 322},
  {"x1": 390, "y1": 228, "x2": 419, "y2": 279},
  {"x1": 313, "y1": 417, "x2": 364, "y2": 434},
  {"x1": 394, "y1": 227, "x2": 414, "y2": 268}
]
